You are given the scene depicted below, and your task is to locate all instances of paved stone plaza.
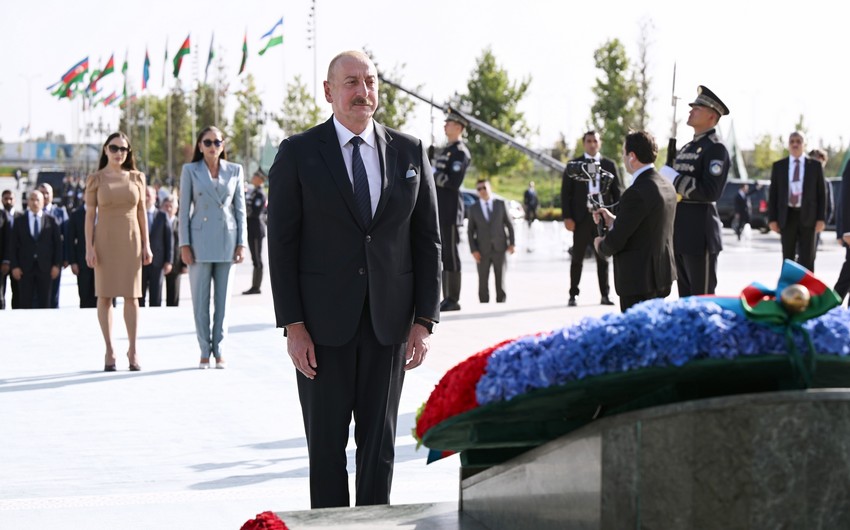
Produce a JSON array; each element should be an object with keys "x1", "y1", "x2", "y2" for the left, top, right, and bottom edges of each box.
[{"x1": 1, "y1": 218, "x2": 846, "y2": 529}]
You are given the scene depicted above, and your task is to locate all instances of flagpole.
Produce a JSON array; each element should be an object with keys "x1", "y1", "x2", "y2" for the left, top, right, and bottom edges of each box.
[{"x1": 191, "y1": 40, "x2": 198, "y2": 143}]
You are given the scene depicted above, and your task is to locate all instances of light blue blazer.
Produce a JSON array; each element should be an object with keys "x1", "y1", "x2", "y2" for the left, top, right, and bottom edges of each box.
[{"x1": 179, "y1": 159, "x2": 247, "y2": 262}]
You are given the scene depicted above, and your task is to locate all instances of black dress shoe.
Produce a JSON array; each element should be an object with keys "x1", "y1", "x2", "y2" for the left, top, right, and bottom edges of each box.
[
  {"x1": 600, "y1": 296, "x2": 615, "y2": 306},
  {"x1": 442, "y1": 301, "x2": 461, "y2": 311},
  {"x1": 568, "y1": 297, "x2": 577, "y2": 307},
  {"x1": 242, "y1": 288, "x2": 261, "y2": 295}
]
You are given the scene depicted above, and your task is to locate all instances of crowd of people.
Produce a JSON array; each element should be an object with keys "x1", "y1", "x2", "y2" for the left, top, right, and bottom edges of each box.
[{"x1": 0, "y1": 127, "x2": 260, "y2": 372}]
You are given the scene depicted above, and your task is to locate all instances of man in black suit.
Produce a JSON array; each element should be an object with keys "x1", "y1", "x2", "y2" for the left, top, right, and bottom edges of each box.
[
  {"x1": 733, "y1": 183, "x2": 761, "y2": 241},
  {"x1": 140, "y1": 186, "x2": 173, "y2": 306},
  {"x1": 768, "y1": 132, "x2": 826, "y2": 272},
  {"x1": 10, "y1": 190, "x2": 62, "y2": 309},
  {"x1": 834, "y1": 161, "x2": 850, "y2": 306},
  {"x1": 242, "y1": 171, "x2": 267, "y2": 295},
  {"x1": 664, "y1": 86, "x2": 730, "y2": 296},
  {"x1": 1, "y1": 190, "x2": 18, "y2": 308},
  {"x1": 162, "y1": 195, "x2": 185, "y2": 306},
  {"x1": 561, "y1": 130, "x2": 621, "y2": 307},
  {"x1": 67, "y1": 196, "x2": 97, "y2": 308},
  {"x1": 594, "y1": 131, "x2": 677, "y2": 312},
  {"x1": 39, "y1": 183, "x2": 69, "y2": 308},
  {"x1": 467, "y1": 179, "x2": 515, "y2": 303},
  {"x1": 267, "y1": 50, "x2": 441, "y2": 509}
]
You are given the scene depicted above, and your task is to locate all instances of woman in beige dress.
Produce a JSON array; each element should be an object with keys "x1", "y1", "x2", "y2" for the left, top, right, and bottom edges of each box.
[{"x1": 85, "y1": 132, "x2": 152, "y2": 371}]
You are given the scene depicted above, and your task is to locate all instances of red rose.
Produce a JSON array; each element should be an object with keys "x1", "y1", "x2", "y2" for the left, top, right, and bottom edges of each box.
[{"x1": 240, "y1": 511, "x2": 289, "y2": 530}]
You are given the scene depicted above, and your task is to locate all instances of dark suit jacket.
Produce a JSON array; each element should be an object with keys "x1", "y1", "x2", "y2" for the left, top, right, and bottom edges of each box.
[
  {"x1": 10, "y1": 211, "x2": 62, "y2": 273},
  {"x1": 66, "y1": 206, "x2": 88, "y2": 268},
  {"x1": 467, "y1": 199, "x2": 515, "y2": 256},
  {"x1": 0, "y1": 209, "x2": 10, "y2": 265},
  {"x1": 268, "y1": 117, "x2": 441, "y2": 347},
  {"x1": 148, "y1": 210, "x2": 173, "y2": 269},
  {"x1": 839, "y1": 162, "x2": 850, "y2": 240},
  {"x1": 768, "y1": 157, "x2": 825, "y2": 228},
  {"x1": 561, "y1": 156, "x2": 621, "y2": 222},
  {"x1": 598, "y1": 168, "x2": 677, "y2": 297}
]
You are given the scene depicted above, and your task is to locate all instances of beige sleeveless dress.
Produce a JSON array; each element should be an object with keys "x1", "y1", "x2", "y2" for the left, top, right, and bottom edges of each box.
[{"x1": 85, "y1": 170, "x2": 145, "y2": 298}]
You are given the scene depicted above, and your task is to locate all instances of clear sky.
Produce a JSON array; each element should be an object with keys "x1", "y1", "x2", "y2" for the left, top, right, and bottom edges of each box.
[{"x1": 2, "y1": 0, "x2": 848, "y2": 151}]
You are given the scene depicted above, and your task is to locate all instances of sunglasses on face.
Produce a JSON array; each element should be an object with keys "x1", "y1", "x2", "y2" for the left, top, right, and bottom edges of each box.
[
  {"x1": 202, "y1": 139, "x2": 224, "y2": 147},
  {"x1": 107, "y1": 145, "x2": 129, "y2": 153}
]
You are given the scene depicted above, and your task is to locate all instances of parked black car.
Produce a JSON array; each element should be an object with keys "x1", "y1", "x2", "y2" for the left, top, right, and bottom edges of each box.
[
  {"x1": 826, "y1": 177, "x2": 841, "y2": 232},
  {"x1": 716, "y1": 179, "x2": 771, "y2": 233}
]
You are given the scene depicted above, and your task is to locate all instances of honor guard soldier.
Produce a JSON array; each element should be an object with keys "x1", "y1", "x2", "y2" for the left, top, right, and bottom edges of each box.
[
  {"x1": 434, "y1": 110, "x2": 471, "y2": 311},
  {"x1": 663, "y1": 85, "x2": 730, "y2": 296},
  {"x1": 243, "y1": 170, "x2": 267, "y2": 294}
]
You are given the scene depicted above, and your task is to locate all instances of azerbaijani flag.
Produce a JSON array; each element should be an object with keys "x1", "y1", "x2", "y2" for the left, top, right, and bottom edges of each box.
[
  {"x1": 258, "y1": 17, "x2": 283, "y2": 56},
  {"x1": 204, "y1": 33, "x2": 215, "y2": 83},
  {"x1": 87, "y1": 54, "x2": 115, "y2": 92},
  {"x1": 103, "y1": 91, "x2": 118, "y2": 106},
  {"x1": 238, "y1": 31, "x2": 247, "y2": 75},
  {"x1": 142, "y1": 48, "x2": 150, "y2": 90},
  {"x1": 61, "y1": 57, "x2": 89, "y2": 85},
  {"x1": 173, "y1": 34, "x2": 190, "y2": 78}
]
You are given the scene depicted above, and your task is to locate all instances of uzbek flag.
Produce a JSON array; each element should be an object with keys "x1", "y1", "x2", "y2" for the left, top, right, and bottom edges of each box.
[
  {"x1": 173, "y1": 34, "x2": 190, "y2": 78},
  {"x1": 61, "y1": 57, "x2": 89, "y2": 85},
  {"x1": 238, "y1": 31, "x2": 247, "y2": 75},
  {"x1": 258, "y1": 17, "x2": 283, "y2": 56},
  {"x1": 142, "y1": 48, "x2": 150, "y2": 90}
]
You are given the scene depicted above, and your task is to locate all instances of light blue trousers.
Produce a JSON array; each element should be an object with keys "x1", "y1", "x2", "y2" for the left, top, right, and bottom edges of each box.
[{"x1": 188, "y1": 261, "x2": 234, "y2": 359}]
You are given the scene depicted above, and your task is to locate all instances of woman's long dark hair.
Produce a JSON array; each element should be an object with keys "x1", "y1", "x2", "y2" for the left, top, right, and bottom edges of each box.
[
  {"x1": 98, "y1": 132, "x2": 138, "y2": 170},
  {"x1": 191, "y1": 126, "x2": 228, "y2": 163}
]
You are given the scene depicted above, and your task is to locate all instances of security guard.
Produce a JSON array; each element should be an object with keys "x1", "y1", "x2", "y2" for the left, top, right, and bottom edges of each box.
[
  {"x1": 434, "y1": 110, "x2": 471, "y2": 311},
  {"x1": 665, "y1": 85, "x2": 730, "y2": 296},
  {"x1": 242, "y1": 170, "x2": 267, "y2": 294}
]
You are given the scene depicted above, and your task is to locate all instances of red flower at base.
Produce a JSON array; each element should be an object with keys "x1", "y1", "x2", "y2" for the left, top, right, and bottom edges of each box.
[
  {"x1": 415, "y1": 338, "x2": 517, "y2": 441},
  {"x1": 240, "y1": 511, "x2": 288, "y2": 530}
]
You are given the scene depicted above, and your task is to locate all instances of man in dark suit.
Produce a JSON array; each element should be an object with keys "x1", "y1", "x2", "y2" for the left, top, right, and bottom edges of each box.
[
  {"x1": 10, "y1": 190, "x2": 62, "y2": 309},
  {"x1": 467, "y1": 179, "x2": 515, "y2": 303},
  {"x1": 664, "y1": 86, "x2": 730, "y2": 296},
  {"x1": 140, "y1": 186, "x2": 173, "y2": 306},
  {"x1": 834, "y1": 161, "x2": 850, "y2": 306},
  {"x1": 267, "y1": 50, "x2": 441, "y2": 509},
  {"x1": 733, "y1": 183, "x2": 761, "y2": 241},
  {"x1": 162, "y1": 195, "x2": 185, "y2": 306},
  {"x1": 39, "y1": 183, "x2": 69, "y2": 308},
  {"x1": 561, "y1": 130, "x2": 621, "y2": 307},
  {"x1": 594, "y1": 131, "x2": 677, "y2": 312},
  {"x1": 1, "y1": 190, "x2": 18, "y2": 308},
  {"x1": 67, "y1": 196, "x2": 97, "y2": 308},
  {"x1": 242, "y1": 171, "x2": 267, "y2": 295},
  {"x1": 768, "y1": 132, "x2": 826, "y2": 272}
]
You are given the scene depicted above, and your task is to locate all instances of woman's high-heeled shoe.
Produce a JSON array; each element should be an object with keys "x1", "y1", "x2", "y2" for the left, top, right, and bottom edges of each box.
[
  {"x1": 214, "y1": 357, "x2": 226, "y2": 369},
  {"x1": 199, "y1": 359, "x2": 211, "y2": 369},
  {"x1": 104, "y1": 365, "x2": 117, "y2": 372},
  {"x1": 128, "y1": 352, "x2": 141, "y2": 371},
  {"x1": 104, "y1": 353, "x2": 117, "y2": 372}
]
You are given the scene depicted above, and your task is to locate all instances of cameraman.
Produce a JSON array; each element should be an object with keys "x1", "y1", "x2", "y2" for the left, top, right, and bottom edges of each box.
[
  {"x1": 561, "y1": 131, "x2": 621, "y2": 307},
  {"x1": 593, "y1": 131, "x2": 677, "y2": 312}
]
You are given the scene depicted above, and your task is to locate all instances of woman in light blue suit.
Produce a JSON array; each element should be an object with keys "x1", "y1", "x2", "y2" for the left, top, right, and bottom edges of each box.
[{"x1": 179, "y1": 126, "x2": 247, "y2": 368}]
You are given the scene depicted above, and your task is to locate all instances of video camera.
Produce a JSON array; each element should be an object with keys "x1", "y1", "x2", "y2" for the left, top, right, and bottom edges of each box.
[{"x1": 565, "y1": 159, "x2": 600, "y2": 180}]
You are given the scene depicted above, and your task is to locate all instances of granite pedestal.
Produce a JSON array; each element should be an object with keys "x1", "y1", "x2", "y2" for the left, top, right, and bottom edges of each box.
[{"x1": 460, "y1": 389, "x2": 850, "y2": 530}]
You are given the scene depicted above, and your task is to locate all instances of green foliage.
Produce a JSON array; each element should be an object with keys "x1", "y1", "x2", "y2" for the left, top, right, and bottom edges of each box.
[
  {"x1": 366, "y1": 49, "x2": 417, "y2": 130},
  {"x1": 195, "y1": 83, "x2": 227, "y2": 135},
  {"x1": 461, "y1": 47, "x2": 532, "y2": 178},
  {"x1": 633, "y1": 19, "x2": 654, "y2": 131},
  {"x1": 751, "y1": 133, "x2": 784, "y2": 179},
  {"x1": 550, "y1": 133, "x2": 571, "y2": 162},
  {"x1": 276, "y1": 74, "x2": 322, "y2": 136},
  {"x1": 590, "y1": 39, "x2": 638, "y2": 163},
  {"x1": 167, "y1": 84, "x2": 193, "y2": 181},
  {"x1": 230, "y1": 74, "x2": 263, "y2": 173}
]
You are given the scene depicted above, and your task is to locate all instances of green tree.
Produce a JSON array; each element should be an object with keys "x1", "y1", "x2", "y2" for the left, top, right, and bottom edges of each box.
[
  {"x1": 195, "y1": 83, "x2": 227, "y2": 133},
  {"x1": 551, "y1": 133, "x2": 571, "y2": 162},
  {"x1": 461, "y1": 47, "x2": 532, "y2": 178},
  {"x1": 119, "y1": 94, "x2": 163, "y2": 177},
  {"x1": 276, "y1": 74, "x2": 322, "y2": 136},
  {"x1": 366, "y1": 49, "x2": 417, "y2": 130},
  {"x1": 590, "y1": 39, "x2": 638, "y2": 162},
  {"x1": 633, "y1": 19, "x2": 654, "y2": 131},
  {"x1": 167, "y1": 84, "x2": 193, "y2": 185},
  {"x1": 751, "y1": 133, "x2": 783, "y2": 179},
  {"x1": 230, "y1": 74, "x2": 264, "y2": 174}
]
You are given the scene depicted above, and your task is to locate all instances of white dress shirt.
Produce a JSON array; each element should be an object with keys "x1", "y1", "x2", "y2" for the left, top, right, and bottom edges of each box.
[
  {"x1": 332, "y1": 116, "x2": 381, "y2": 216},
  {"x1": 787, "y1": 155, "x2": 806, "y2": 207}
]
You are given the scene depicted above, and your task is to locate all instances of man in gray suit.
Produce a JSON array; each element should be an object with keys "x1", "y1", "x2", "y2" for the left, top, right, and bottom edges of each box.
[{"x1": 467, "y1": 178, "x2": 515, "y2": 303}]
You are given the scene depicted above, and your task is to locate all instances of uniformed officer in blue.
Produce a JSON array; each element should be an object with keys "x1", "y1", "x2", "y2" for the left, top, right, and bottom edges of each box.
[
  {"x1": 663, "y1": 86, "x2": 730, "y2": 296},
  {"x1": 434, "y1": 110, "x2": 471, "y2": 311},
  {"x1": 242, "y1": 170, "x2": 267, "y2": 294}
]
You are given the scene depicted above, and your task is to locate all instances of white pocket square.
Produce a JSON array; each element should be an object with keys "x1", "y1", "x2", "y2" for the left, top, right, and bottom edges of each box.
[{"x1": 405, "y1": 167, "x2": 417, "y2": 179}]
